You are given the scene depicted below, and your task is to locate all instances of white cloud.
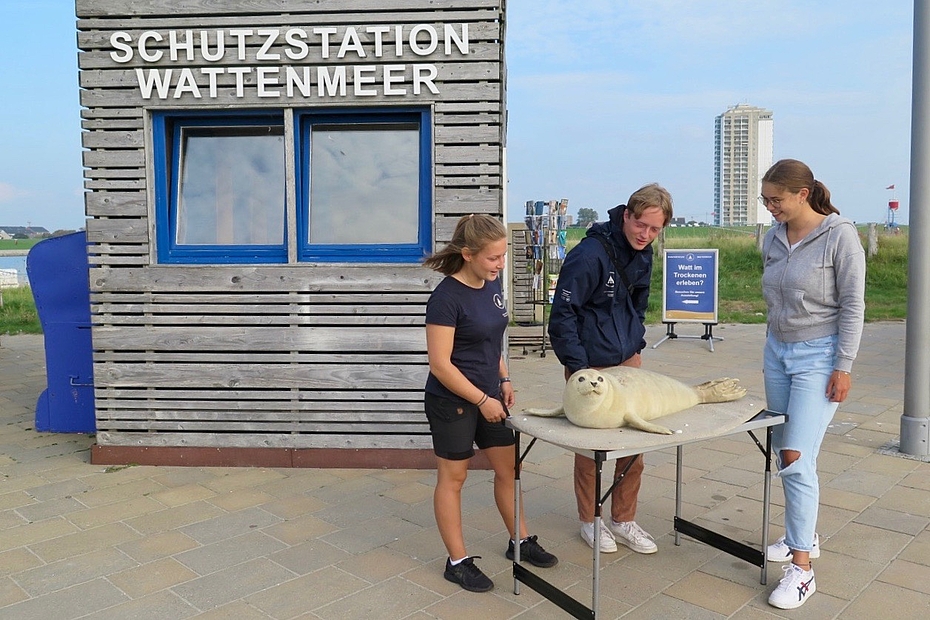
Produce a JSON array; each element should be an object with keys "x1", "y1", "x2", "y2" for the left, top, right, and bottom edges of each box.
[{"x1": 0, "y1": 182, "x2": 29, "y2": 203}]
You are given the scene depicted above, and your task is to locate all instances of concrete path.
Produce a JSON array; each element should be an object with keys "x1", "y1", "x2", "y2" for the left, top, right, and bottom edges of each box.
[{"x1": 0, "y1": 322, "x2": 927, "y2": 619}]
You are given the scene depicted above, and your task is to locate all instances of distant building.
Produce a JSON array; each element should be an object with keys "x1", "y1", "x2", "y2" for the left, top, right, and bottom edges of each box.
[
  {"x1": 0, "y1": 226, "x2": 50, "y2": 238},
  {"x1": 714, "y1": 104, "x2": 773, "y2": 226}
]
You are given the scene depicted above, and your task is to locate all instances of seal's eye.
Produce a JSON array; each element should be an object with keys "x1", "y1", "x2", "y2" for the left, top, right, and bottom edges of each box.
[
  {"x1": 577, "y1": 376, "x2": 586, "y2": 383},
  {"x1": 597, "y1": 376, "x2": 604, "y2": 382}
]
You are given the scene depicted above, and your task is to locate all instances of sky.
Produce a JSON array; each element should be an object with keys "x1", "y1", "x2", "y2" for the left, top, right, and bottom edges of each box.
[{"x1": 0, "y1": 0, "x2": 915, "y2": 232}]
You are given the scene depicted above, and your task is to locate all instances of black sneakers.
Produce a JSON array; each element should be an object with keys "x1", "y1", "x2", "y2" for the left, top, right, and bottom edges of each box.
[
  {"x1": 506, "y1": 535, "x2": 559, "y2": 568},
  {"x1": 444, "y1": 556, "x2": 494, "y2": 592}
]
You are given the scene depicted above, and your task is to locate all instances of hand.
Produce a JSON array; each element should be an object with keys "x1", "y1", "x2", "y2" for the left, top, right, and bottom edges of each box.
[
  {"x1": 479, "y1": 397, "x2": 508, "y2": 423},
  {"x1": 501, "y1": 381, "x2": 516, "y2": 408},
  {"x1": 826, "y1": 370, "x2": 851, "y2": 403},
  {"x1": 621, "y1": 352, "x2": 642, "y2": 368}
]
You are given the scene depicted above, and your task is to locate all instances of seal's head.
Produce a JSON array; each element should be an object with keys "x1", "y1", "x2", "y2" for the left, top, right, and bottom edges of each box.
[{"x1": 565, "y1": 369, "x2": 610, "y2": 411}]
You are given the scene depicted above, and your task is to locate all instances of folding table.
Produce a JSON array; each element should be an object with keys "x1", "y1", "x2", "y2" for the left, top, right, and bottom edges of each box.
[{"x1": 507, "y1": 399, "x2": 785, "y2": 619}]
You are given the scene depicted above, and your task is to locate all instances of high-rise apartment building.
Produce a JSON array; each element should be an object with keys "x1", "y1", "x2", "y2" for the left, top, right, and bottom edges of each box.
[{"x1": 714, "y1": 104, "x2": 774, "y2": 226}]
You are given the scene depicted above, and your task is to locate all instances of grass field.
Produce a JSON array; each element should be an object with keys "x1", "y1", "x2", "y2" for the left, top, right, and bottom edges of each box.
[
  {"x1": 0, "y1": 226, "x2": 910, "y2": 335},
  {"x1": 564, "y1": 225, "x2": 908, "y2": 325},
  {"x1": 0, "y1": 238, "x2": 41, "y2": 251}
]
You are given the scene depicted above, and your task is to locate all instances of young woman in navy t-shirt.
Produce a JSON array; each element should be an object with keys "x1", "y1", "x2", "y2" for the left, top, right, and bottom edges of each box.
[{"x1": 423, "y1": 214, "x2": 558, "y2": 592}]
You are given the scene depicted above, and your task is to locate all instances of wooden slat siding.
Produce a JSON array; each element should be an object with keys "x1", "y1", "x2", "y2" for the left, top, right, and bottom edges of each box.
[
  {"x1": 436, "y1": 175, "x2": 500, "y2": 187},
  {"x1": 77, "y1": 0, "x2": 501, "y2": 18},
  {"x1": 95, "y1": 352, "x2": 428, "y2": 364},
  {"x1": 90, "y1": 266, "x2": 441, "y2": 291},
  {"x1": 82, "y1": 130, "x2": 143, "y2": 149},
  {"x1": 86, "y1": 192, "x2": 147, "y2": 217},
  {"x1": 76, "y1": 8, "x2": 502, "y2": 37},
  {"x1": 76, "y1": 0, "x2": 505, "y2": 454},
  {"x1": 85, "y1": 218, "x2": 149, "y2": 244},
  {"x1": 86, "y1": 180, "x2": 147, "y2": 191},
  {"x1": 95, "y1": 363, "x2": 425, "y2": 389},
  {"x1": 510, "y1": 226, "x2": 536, "y2": 323},
  {"x1": 85, "y1": 168, "x2": 146, "y2": 179},
  {"x1": 92, "y1": 326, "x2": 426, "y2": 351},
  {"x1": 96, "y1": 388, "x2": 424, "y2": 402},
  {"x1": 82, "y1": 149, "x2": 144, "y2": 168},
  {"x1": 78, "y1": 83, "x2": 501, "y2": 109},
  {"x1": 100, "y1": 422, "x2": 429, "y2": 434},
  {"x1": 96, "y1": 432, "x2": 434, "y2": 450},
  {"x1": 94, "y1": 315, "x2": 424, "y2": 326},
  {"x1": 90, "y1": 291, "x2": 431, "y2": 302},
  {"x1": 92, "y1": 304, "x2": 427, "y2": 316}
]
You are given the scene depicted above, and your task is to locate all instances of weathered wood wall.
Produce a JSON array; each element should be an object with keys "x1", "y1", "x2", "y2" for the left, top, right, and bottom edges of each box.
[{"x1": 75, "y1": 0, "x2": 506, "y2": 456}]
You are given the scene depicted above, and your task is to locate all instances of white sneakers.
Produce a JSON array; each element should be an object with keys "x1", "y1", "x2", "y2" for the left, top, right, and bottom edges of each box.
[
  {"x1": 580, "y1": 520, "x2": 618, "y2": 553},
  {"x1": 610, "y1": 520, "x2": 658, "y2": 554},
  {"x1": 580, "y1": 520, "x2": 658, "y2": 554},
  {"x1": 768, "y1": 563, "x2": 816, "y2": 609},
  {"x1": 766, "y1": 533, "x2": 820, "y2": 562}
]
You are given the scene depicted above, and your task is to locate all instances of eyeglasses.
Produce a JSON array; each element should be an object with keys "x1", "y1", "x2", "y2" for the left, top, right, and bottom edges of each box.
[
  {"x1": 628, "y1": 219, "x2": 664, "y2": 235},
  {"x1": 758, "y1": 196, "x2": 784, "y2": 207}
]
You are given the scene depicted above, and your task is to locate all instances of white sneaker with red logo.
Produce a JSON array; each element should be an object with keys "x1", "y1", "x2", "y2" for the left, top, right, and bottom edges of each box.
[{"x1": 768, "y1": 563, "x2": 816, "y2": 609}]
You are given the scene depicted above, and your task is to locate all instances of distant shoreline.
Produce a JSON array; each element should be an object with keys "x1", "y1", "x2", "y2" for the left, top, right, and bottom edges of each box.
[{"x1": 0, "y1": 250, "x2": 28, "y2": 256}]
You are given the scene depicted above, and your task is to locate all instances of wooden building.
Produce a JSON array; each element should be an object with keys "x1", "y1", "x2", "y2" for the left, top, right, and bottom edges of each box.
[{"x1": 75, "y1": 0, "x2": 507, "y2": 467}]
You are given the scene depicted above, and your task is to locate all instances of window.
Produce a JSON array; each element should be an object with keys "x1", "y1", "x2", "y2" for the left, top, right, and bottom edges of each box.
[
  {"x1": 296, "y1": 109, "x2": 432, "y2": 262},
  {"x1": 154, "y1": 112, "x2": 287, "y2": 263},
  {"x1": 153, "y1": 108, "x2": 432, "y2": 264}
]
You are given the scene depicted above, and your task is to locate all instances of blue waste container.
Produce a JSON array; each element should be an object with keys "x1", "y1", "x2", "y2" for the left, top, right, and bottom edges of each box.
[{"x1": 26, "y1": 231, "x2": 95, "y2": 433}]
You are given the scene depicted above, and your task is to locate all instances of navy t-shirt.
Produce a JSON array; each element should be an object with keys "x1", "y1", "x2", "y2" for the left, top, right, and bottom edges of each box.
[{"x1": 425, "y1": 276, "x2": 509, "y2": 400}]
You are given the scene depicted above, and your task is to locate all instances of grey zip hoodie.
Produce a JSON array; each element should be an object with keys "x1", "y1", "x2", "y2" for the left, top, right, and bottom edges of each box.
[{"x1": 761, "y1": 213, "x2": 866, "y2": 372}]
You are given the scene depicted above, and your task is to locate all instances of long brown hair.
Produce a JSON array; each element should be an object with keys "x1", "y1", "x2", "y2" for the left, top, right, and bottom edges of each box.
[
  {"x1": 423, "y1": 214, "x2": 507, "y2": 276},
  {"x1": 762, "y1": 159, "x2": 839, "y2": 216}
]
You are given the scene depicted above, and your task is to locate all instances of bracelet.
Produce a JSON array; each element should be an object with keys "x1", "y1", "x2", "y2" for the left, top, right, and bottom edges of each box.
[
  {"x1": 475, "y1": 393, "x2": 489, "y2": 407},
  {"x1": 500, "y1": 377, "x2": 511, "y2": 383}
]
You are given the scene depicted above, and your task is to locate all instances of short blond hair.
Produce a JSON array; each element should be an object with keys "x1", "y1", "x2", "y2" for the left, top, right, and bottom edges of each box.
[{"x1": 627, "y1": 183, "x2": 673, "y2": 225}]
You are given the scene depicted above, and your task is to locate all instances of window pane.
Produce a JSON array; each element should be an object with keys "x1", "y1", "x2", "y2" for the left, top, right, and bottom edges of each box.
[
  {"x1": 177, "y1": 127, "x2": 285, "y2": 245},
  {"x1": 308, "y1": 124, "x2": 419, "y2": 245}
]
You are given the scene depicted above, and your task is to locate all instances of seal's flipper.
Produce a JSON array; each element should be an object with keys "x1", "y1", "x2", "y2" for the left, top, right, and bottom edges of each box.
[
  {"x1": 524, "y1": 406, "x2": 565, "y2": 418},
  {"x1": 625, "y1": 412, "x2": 673, "y2": 435},
  {"x1": 694, "y1": 378, "x2": 746, "y2": 404}
]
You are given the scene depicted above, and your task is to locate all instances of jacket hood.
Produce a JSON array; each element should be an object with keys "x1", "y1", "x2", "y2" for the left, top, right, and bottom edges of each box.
[
  {"x1": 773, "y1": 212, "x2": 852, "y2": 247},
  {"x1": 586, "y1": 204, "x2": 629, "y2": 247}
]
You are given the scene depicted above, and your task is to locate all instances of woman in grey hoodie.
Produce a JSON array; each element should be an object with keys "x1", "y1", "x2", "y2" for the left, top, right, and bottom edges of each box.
[{"x1": 759, "y1": 159, "x2": 866, "y2": 610}]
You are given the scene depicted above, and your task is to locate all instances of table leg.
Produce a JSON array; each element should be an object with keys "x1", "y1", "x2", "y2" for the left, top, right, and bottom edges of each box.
[
  {"x1": 675, "y1": 445, "x2": 683, "y2": 546},
  {"x1": 761, "y1": 425, "x2": 774, "y2": 585},
  {"x1": 513, "y1": 429, "x2": 522, "y2": 594},
  {"x1": 592, "y1": 451, "x2": 604, "y2": 617}
]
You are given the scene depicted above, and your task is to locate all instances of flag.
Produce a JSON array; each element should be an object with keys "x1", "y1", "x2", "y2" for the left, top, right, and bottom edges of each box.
[{"x1": 886, "y1": 184, "x2": 895, "y2": 190}]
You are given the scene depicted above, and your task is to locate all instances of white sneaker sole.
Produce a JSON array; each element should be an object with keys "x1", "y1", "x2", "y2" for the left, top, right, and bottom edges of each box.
[
  {"x1": 616, "y1": 538, "x2": 658, "y2": 554},
  {"x1": 580, "y1": 528, "x2": 617, "y2": 553},
  {"x1": 769, "y1": 580, "x2": 816, "y2": 609}
]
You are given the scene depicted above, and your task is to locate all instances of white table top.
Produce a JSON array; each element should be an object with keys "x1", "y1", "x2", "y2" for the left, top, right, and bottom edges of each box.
[{"x1": 508, "y1": 391, "x2": 783, "y2": 459}]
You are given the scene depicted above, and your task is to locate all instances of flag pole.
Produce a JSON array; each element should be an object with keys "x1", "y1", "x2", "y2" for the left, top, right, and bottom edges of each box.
[{"x1": 901, "y1": 0, "x2": 930, "y2": 456}]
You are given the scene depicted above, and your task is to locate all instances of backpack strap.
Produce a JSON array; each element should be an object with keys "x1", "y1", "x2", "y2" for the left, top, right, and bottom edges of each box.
[{"x1": 592, "y1": 234, "x2": 634, "y2": 295}]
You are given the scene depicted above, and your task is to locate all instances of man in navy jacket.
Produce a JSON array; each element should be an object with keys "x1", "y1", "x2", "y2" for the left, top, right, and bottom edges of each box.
[{"x1": 548, "y1": 183, "x2": 673, "y2": 554}]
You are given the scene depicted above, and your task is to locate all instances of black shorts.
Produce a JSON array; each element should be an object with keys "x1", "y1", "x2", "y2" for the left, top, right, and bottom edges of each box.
[{"x1": 424, "y1": 392, "x2": 515, "y2": 461}]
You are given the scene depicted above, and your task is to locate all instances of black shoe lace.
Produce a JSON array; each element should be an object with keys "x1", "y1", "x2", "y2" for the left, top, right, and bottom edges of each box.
[{"x1": 460, "y1": 556, "x2": 484, "y2": 578}]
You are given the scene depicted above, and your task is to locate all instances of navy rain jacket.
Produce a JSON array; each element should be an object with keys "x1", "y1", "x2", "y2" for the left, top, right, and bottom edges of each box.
[{"x1": 548, "y1": 205, "x2": 654, "y2": 374}]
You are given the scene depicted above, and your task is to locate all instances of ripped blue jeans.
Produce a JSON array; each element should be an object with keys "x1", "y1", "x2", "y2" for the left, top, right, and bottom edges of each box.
[{"x1": 763, "y1": 333, "x2": 839, "y2": 554}]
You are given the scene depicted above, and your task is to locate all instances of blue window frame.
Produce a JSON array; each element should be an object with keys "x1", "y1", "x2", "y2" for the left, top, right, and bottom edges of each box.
[
  {"x1": 152, "y1": 108, "x2": 432, "y2": 265},
  {"x1": 295, "y1": 108, "x2": 432, "y2": 263},
  {"x1": 153, "y1": 112, "x2": 287, "y2": 264}
]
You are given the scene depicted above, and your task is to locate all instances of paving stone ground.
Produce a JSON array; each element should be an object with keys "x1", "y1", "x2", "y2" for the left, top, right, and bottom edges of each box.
[{"x1": 0, "y1": 322, "x2": 927, "y2": 619}]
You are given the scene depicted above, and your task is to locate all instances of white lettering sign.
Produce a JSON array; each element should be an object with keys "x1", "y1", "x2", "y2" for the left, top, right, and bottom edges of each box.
[{"x1": 108, "y1": 24, "x2": 470, "y2": 100}]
